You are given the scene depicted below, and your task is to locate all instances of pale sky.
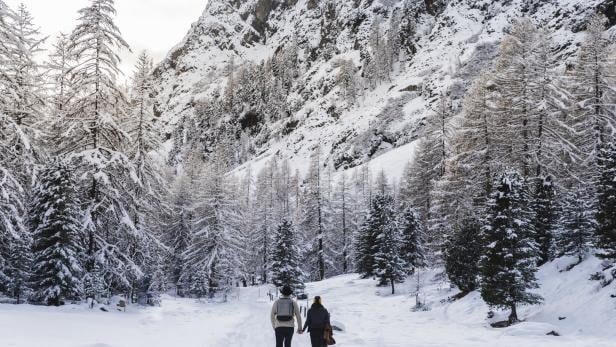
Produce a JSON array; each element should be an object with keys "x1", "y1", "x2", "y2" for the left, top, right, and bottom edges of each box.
[{"x1": 9, "y1": 0, "x2": 210, "y2": 78}]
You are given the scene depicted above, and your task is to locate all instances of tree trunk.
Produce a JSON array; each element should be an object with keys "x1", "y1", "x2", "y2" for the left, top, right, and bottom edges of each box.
[
  {"x1": 508, "y1": 304, "x2": 518, "y2": 324},
  {"x1": 391, "y1": 277, "x2": 395, "y2": 295},
  {"x1": 342, "y1": 179, "x2": 347, "y2": 273}
]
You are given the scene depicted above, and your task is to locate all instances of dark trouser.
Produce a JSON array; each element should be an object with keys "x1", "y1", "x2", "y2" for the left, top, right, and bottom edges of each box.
[
  {"x1": 275, "y1": 327, "x2": 294, "y2": 347},
  {"x1": 309, "y1": 328, "x2": 325, "y2": 347}
]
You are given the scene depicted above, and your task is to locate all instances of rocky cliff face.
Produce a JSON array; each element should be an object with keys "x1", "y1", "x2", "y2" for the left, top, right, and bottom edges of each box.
[{"x1": 152, "y1": 0, "x2": 614, "y2": 176}]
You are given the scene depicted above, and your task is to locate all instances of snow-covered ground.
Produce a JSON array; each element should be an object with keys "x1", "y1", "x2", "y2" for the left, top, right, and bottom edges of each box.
[{"x1": 1, "y1": 257, "x2": 615, "y2": 347}]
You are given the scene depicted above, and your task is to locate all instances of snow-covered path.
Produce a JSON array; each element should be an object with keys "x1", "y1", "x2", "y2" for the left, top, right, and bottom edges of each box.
[
  {"x1": 217, "y1": 286, "x2": 310, "y2": 347},
  {"x1": 1, "y1": 262, "x2": 616, "y2": 347}
]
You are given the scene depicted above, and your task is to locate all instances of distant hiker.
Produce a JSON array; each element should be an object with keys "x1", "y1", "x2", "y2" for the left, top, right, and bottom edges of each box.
[
  {"x1": 271, "y1": 285, "x2": 303, "y2": 347},
  {"x1": 303, "y1": 296, "x2": 334, "y2": 347}
]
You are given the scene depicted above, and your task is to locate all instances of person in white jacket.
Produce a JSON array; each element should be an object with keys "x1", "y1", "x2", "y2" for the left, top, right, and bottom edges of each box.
[{"x1": 271, "y1": 285, "x2": 303, "y2": 347}]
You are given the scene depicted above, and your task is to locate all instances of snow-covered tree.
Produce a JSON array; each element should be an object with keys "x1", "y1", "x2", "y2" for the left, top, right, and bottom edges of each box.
[
  {"x1": 0, "y1": 2, "x2": 40, "y2": 187},
  {"x1": 249, "y1": 160, "x2": 276, "y2": 284},
  {"x1": 82, "y1": 260, "x2": 104, "y2": 306},
  {"x1": 59, "y1": 0, "x2": 139, "y2": 294},
  {"x1": 335, "y1": 59, "x2": 358, "y2": 104},
  {"x1": 298, "y1": 147, "x2": 329, "y2": 281},
  {"x1": 4, "y1": 230, "x2": 31, "y2": 304},
  {"x1": 0, "y1": 118, "x2": 33, "y2": 305},
  {"x1": 374, "y1": 213, "x2": 406, "y2": 294},
  {"x1": 398, "y1": 204, "x2": 425, "y2": 275},
  {"x1": 423, "y1": 93, "x2": 455, "y2": 254},
  {"x1": 531, "y1": 176, "x2": 558, "y2": 265},
  {"x1": 271, "y1": 219, "x2": 305, "y2": 293},
  {"x1": 235, "y1": 167, "x2": 256, "y2": 286},
  {"x1": 165, "y1": 171, "x2": 195, "y2": 295},
  {"x1": 492, "y1": 18, "x2": 538, "y2": 177},
  {"x1": 223, "y1": 55, "x2": 236, "y2": 113},
  {"x1": 386, "y1": 9, "x2": 402, "y2": 69},
  {"x1": 558, "y1": 188, "x2": 595, "y2": 265},
  {"x1": 331, "y1": 172, "x2": 355, "y2": 273},
  {"x1": 447, "y1": 74, "x2": 495, "y2": 205},
  {"x1": 0, "y1": 117, "x2": 28, "y2": 297},
  {"x1": 595, "y1": 140, "x2": 616, "y2": 261},
  {"x1": 480, "y1": 171, "x2": 541, "y2": 324},
  {"x1": 181, "y1": 151, "x2": 241, "y2": 297},
  {"x1": 569, "y1": 14, "x2": 615, "y2": 174},
  {"x1": 29, "y1": 160, "x2": 84, "y2": 306},
  {"x1": 2, "y1": 3, "x2": 45, "y2": 128},
  {"x1": 355, "y1": 194, "x2": 395, "y2": 279},
  {"x1": 47, "y1": 33, "x2": 75, "y2": 113},
  {"x1": 281, "y1": 38, "x2": 299, "y2": 91},
  {"x1": 529, "y1": 28, "x2": 573, "y2": 179},
  {"x1": 444, "y1": 219, "x2": 482, "y2": 295},
  {"x1": 319, "y1": 1, "x2": 338, "y2": 61},
  {"x1": 125, "y1": 52, "x2": 167, "y2": 289},
  {"x1": 364, "y1": 17, "x2": 390, "y2": 87}
]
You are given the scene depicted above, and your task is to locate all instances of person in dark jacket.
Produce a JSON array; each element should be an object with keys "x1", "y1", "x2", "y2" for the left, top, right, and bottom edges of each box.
[{"x1": 302, "y1": 296, "x2": 330, "y2": 347}]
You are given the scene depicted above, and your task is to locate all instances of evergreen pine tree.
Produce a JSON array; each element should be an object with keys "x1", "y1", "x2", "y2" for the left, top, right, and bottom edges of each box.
[
  {"x1": 595, "y1": 140, "x2": 616, "y2": 261},
  {"x1": 165, "y1": 170, "x2": 197, "y2": 296},
  {"x1": 271, "y1": 220, "x2": 305, "y2": 293},
  {"x1": 355, "y1": 194, "x2": 395, "y2": 278},
  {"x1": 59, "y1": 0, "x2": 141, "y2": 294},
  {"x1": 82, "y1": 260, "x2": 105, "y2": 307},
  {"x1": 29, "y1": 160, "x2": 84, "y2": 306},
  {"x1": 5, "y1": 232, "x2": 32, "y2": 304},
  {"x1": 0, "y1": 119, "x2": 28, "y2": 297},
  {"x1": 558, "y1": 188, "x2": 596, "y2": 265},
  {"x1": 373, "y1": 213, "x2": 406, "y2": 295},
  {"x1": 480, "y1": 171, "x2": 541, "y2": 324},
  {"x1": 532, "y1": 176, "x2": 558, "y2": 266},
  {"x1": 444, "y1": 219, "x2": 482, "y2": 295},
  {"x1": 398, "y1": 204, "x2": 425, "y2": 275}
]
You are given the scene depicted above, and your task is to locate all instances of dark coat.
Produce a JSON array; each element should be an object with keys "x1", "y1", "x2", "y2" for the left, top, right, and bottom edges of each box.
[{"x1": 303, "y1": 303, "x2": 330, "y2": 332}]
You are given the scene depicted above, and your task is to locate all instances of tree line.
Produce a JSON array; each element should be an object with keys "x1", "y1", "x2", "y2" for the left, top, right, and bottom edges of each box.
[
  {"x1": 409, "y1": 15, "x2": 616, "y2": 324},
  {"x1": 0, "y1": 0, "x2": 165, "y2": 306}
]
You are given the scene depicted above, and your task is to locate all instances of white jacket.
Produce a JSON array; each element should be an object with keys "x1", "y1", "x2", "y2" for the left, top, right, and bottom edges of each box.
[{"x1": 270, "y1": 296, "x2": 303, "y2": 329}]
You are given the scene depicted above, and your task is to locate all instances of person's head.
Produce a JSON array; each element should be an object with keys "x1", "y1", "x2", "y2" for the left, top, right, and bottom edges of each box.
[
  {"x1": 314, "y1": 296, "x2": 322, "y2": 305},
  {"x1": 280, "y1": 285, "x2": 293, "y2": 297}
]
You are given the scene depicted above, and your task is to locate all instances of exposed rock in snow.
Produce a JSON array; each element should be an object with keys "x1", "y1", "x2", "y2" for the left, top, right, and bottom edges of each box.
[{"x1": 153, "y1": 0, "x2": 612, "y2": 178}]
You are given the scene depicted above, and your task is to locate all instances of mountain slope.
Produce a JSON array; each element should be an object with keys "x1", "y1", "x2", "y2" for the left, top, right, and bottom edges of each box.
[{"x1": 152, "y1": 0, "x2": 615, "y2": 176}]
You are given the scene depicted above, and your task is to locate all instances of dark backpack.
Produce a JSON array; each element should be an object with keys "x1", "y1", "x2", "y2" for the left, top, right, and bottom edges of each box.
[{"x1": 276, "y1": 298, "x2": 294, "y2": 322}]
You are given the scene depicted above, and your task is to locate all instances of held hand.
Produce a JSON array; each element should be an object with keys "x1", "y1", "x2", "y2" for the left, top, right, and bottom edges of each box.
[{"x1": 297, "y1": 329, "x2": 303, "y2": 335}]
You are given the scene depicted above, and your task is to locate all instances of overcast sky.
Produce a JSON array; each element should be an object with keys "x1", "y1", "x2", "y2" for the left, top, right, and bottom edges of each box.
[{"x1": 8, "y1": 0, "x2": 209, "y2": 78}]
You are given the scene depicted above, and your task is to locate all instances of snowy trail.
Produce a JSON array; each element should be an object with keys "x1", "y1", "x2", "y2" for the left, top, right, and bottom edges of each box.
[
  {"x1": 221, "y1": 286, "x2": 310, "y2": 347},
  {"x1": 1, "y1": 267, "x2": 616, "y2": 347}
]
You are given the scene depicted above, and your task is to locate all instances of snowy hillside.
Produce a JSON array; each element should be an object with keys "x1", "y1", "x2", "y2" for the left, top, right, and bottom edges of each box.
[
  {"x1": 1, "y1": 257, "x2": 615, "y2": 347},
  {"x1": 152, "y1": 0, "x2": 614, "y2": 176}
]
